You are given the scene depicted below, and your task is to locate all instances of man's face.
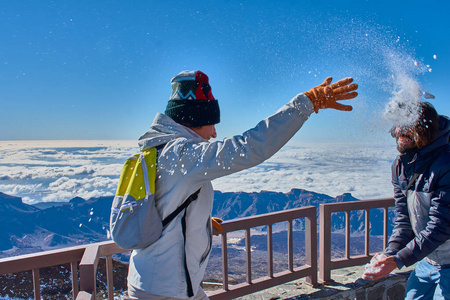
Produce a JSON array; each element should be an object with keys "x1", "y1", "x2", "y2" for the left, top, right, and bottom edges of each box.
[{"x1": 394, "y1": 126, "x2": 418, "y2": 153}]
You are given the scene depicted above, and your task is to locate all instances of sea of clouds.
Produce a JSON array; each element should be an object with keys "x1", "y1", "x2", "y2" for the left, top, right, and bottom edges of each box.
[{"x1": 0, "y1": 140, "x2": 398, "y2": 204}]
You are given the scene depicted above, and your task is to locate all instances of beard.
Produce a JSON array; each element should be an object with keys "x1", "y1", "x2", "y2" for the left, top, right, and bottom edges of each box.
[
  {"x1": 397, "y1": 143, "x2": 418, "y2": 154},
  {"x1": 396, "y1": 134, "x2": 418, "y2": 154},
  {"x1": 394, "y1": 127, "x2": 419, "y2": 154}
]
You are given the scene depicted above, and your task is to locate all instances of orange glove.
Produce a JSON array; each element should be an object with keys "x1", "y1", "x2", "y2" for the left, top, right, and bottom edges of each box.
[
  {"x1": 211, "y1": 217, "x2": 223, "y2": 235},
  {"x1": 304, "y1": 77, "x2": 358, "y2": 113}
]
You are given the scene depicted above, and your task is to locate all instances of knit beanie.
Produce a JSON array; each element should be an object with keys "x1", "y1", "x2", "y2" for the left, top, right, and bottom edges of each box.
[{"x1": 165, "y1": 70, "x2": 220, "y2": 127}]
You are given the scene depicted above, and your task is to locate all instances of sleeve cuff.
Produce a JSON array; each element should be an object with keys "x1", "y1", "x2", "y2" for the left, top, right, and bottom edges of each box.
[
  {"x1": 397, "y1": 247, "x2": 418, "y2": 268},
  {"x1": 392, "y1": 255, "x2": 404, "y2": 269},
  {"x1": 290, "y1": 93, "x2": 314, "y2": 114}
]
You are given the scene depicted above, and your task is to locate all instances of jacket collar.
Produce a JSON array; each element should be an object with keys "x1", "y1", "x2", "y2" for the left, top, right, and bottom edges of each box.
[{"x1": 138, "y1": 113, "x2": 207, "y2": 151}]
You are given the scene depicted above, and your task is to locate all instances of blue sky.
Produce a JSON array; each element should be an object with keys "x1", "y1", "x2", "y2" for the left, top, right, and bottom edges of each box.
[{"x1": 1, "y1": 0, "x2": 449, "y2": 142}]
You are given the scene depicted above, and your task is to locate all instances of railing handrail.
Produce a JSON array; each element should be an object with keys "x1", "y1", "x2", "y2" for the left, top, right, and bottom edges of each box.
[
  {"x1": 216, "y1": 206, "x2": 316, "y2": 231},
  {"x1": 0, "y1": 243, "x2": 84, "y2": 274},
  {"x1": 0, "y1": 240, "x2": 124, "y2": 274},
  {"x1": 320, "y1": 197, "x2": 395, "y2": 212}
]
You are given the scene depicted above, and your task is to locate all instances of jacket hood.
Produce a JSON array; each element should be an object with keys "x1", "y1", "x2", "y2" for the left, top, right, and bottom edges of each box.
[
  {"x1": 138, "y1": 113, "x2": 204, "y2": 150},
  {"x1": 418, "y1": 115, "x2": 450, "y2": 156}
]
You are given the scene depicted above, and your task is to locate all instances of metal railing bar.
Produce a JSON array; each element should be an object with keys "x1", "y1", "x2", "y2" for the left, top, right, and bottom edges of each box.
[
  {"x1": 267, "y1": 224, "x2": 273, "y2": 278},
  {"x1": 384, "y1": 206, "x2": 389, "y2": 250},
  {"x1": 322, "y1": 198, "x2": 394, "y2": 212},
  {"x1": 288, "y1": 220, "x2": 294, "y2": 272},
  {"x1": 71, "y1": 260, "x2": 79, "y2": 299},
  {"x1": 305, "y1": 209, "x2": 317, "y2": 285},
  {"x1": 97, "y1": 241, "x2": 126, "y2": 257},
  {"x1": 0, "y1": 247, "x2": 85, "y2": 274},
  {"x1": 106, "y1": 255, "x2": 114, "y2": 300},
  {"x1": 218, "y1": 207, "x2": 316, "y2": 232},
  {"x1": 345, "y1": 211, "x2": 350, "y2": 259},
  {"x1": 79, "y1": 244, "x2": 100, "y2": 294},
  {"x1": 330, "y1": 255, "x2": 373, "y2": 269},
  {"x1": 319, "y1": 204, "x2": 332, "y2": 283},
  {"x1": 365, "y1": 209, "x2": 370, "y2": 256},
  {"x1": 221, "y1": 232, "x2": 229, "y2": 291},
  {"x1": 32, "y1": 268, "x2": 40, "y2": 300},
  {"x1": 245, "y1": 228, "x2": 251, "y2": 283}
]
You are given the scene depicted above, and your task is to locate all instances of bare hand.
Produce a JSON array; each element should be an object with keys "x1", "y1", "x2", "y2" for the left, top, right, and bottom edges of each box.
[
  {"x1": 304, "y1": 77, "x2": 359, "y2": 113},
  {"x1": 362, "y1": 255, "x2": 397, "y2": 281},
  {"x1": 212, "y1": 217, "x2": 223, "y2": 236}
]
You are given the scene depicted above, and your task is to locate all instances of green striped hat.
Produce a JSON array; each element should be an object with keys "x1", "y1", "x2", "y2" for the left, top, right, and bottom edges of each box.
[{"x1": 165, "y1": 70, "x2": 220, "y2": 127}]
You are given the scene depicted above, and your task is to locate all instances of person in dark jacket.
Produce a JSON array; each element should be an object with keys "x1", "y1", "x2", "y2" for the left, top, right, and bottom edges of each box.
[{"x1": 363, "y1": 102, "x2": 450, "y2": 299}]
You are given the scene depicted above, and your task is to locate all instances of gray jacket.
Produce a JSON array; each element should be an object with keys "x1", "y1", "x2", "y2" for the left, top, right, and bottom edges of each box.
[{"x1": 127, "y1": 94, "x2": 314, "y2": 298}]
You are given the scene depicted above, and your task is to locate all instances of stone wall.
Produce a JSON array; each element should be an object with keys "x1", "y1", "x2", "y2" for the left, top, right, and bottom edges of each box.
[
  {"x1": 314, "y1": 272, "x2": 410, "y2": 300},
  {"x1": 237, "y1": 265, "x2": 414, "y2": 300}
]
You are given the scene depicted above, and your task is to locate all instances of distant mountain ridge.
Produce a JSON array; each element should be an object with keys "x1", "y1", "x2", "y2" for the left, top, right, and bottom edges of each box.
[
  {"x1": 0, "y1": 192, "x2": 112, "y2": 256},
  {"x1": 0, "y1": 190, "x2": 394, "y2": 258},
  {"x1": 213, "y1": 189, "x2": 356, "y2": 219}
]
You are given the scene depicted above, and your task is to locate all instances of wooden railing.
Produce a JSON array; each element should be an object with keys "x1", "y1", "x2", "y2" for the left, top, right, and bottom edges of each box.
[
  {"x1": 0, "y1": 198, "x2": 396, "y2": 299},
  {"x1": 208, "y1": 206, "x2": 317, "y2": 300},
  {"x1": 0, "y1": 243, "x2": 86, "y2": 299},
  {"x1": 319, "y1": 198, "x2": 395, "y2": 283},
  {"x1": 0, "y1": 241, "x2": 129, "y2": 300}
]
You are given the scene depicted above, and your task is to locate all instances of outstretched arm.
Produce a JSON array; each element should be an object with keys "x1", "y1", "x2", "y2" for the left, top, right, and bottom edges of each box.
[{"x1": 177, "y1": 77, "x2": 359, "y2": 183}]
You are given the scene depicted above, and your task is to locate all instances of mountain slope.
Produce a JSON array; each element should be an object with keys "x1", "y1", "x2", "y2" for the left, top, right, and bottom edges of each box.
[{"x1": 0, "y1": 189, "x2": 393, "y2": 258}]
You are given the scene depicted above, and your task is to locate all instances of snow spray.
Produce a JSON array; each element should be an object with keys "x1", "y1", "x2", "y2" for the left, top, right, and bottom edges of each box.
[
  {"x1": 383, "y1": 74, "x2": 422, "y2": 128},
  {"x1": 381, "y1": 46, "x2": 435, "y2": 129},
  {"x1": 287, "y1": 16, "x2": 438, "y2": 139}
]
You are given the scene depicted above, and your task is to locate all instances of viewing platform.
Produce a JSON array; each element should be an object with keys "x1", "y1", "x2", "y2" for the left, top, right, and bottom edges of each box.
[{"x1": 0, "y1": 197, "x2": 411, "y2": 299}]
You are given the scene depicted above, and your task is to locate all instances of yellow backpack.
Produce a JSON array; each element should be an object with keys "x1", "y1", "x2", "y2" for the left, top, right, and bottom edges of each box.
[
  {"x1": 109, "y1": 148, "x2": 161, "y2": 249},
  {"x1": 109, "y1": 147, "x2": 200, "y2": 250}
]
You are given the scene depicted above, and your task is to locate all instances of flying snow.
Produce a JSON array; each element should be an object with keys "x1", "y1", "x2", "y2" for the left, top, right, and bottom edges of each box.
[
  {"x1": 379, "y1": 40, "x2": 435, "y2": 130},
  {"x1": 383, "y1": 75, "x2": 422, "y2": 128}
]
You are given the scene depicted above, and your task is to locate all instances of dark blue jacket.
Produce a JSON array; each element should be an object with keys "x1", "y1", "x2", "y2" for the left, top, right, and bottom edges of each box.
[{"x1": 385, "y1": 115, "x2": 450, "y2": 268}]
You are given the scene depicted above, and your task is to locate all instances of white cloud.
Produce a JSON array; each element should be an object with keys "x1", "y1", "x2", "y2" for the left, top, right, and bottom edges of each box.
[
  {"x1": 212, "y1": 141, "x2": 398, "y2": 199},
  {"x1": 0, "y1": 140, "x2": 137, "y2": 204},
  {"x1": 0, "y1": 140, "x2": 399, "y2": 204}
]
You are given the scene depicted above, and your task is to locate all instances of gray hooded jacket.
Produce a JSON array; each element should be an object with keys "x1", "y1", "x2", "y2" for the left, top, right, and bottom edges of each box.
[{"x1": 127, "y1": 94, "x2": 314, "y2": 298}]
